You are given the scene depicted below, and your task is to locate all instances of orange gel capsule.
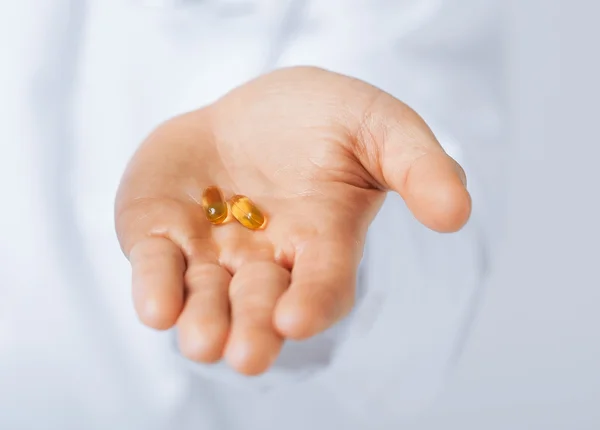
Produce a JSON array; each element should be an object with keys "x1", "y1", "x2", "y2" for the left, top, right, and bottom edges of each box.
[
  {"x1": 229, "y1": 195, "x2": 267, "y2": 230},
  {"x1": 202, "y1": 186, "x2": 229, "y2": 225}
]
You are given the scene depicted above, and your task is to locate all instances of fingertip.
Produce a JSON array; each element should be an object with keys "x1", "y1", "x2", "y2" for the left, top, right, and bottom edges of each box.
[
  {"x1": 274, "y1": 295, "x2": 339, "y2": 340},
  {"x1": 404, "y1": 153, "x2": 472, "y2": 233},
  {"x1": 419, "y1": 182, "x2": 472, "y2": 233},
  {"x1": 273, "y1": 302, "x2": 309, "y2": 340},
  {"x1": 178, "y1": 322, "x2": 228, "y2": 363},
  {"x1": 135, "y1": 293, "x2": 181, "y2": 330},
  {"x1": 225, "y1": 334, "x2": 280, "y2": 376}
]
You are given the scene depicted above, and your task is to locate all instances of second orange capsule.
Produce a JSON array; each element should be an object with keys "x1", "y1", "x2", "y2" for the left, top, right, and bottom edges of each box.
[{"x1": 229, "y1": 195, "x2": 267, "y2": 230}]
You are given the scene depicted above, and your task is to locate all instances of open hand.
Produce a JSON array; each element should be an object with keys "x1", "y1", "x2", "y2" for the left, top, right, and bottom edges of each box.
[{"x1": 115, "y1": 67, "x2": 471, "y2": 375}]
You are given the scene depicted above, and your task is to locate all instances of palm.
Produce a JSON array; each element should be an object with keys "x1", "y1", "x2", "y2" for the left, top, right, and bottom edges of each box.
[{"x1": 115, "y1": 67, "x2": 470, "y2": 375}]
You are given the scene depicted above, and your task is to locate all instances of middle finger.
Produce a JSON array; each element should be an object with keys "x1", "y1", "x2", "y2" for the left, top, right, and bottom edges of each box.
[{"x1": 225, "y1": 261, "x2": 290, "y2": 375}]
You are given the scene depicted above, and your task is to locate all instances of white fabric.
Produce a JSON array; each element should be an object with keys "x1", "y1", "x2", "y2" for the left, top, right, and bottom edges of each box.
[{"x1": 0, "y1": 1, "x2": 501, "y2": 429}]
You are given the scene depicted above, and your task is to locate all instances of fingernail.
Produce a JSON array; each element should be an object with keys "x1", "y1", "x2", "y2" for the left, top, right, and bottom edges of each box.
[{"x1": 453, "y1": 161, "x2": 468, "y2": 188}]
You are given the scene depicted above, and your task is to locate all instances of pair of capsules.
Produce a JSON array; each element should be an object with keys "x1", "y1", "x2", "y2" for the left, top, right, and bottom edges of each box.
[{"x1": 201, "y1": 186, "x2": 267, "y2": 230}]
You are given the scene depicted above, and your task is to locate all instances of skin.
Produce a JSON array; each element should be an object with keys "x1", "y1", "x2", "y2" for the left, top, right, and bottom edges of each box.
[{"x1": 114, "y1": 67, "x2": 471, "y2": 376}]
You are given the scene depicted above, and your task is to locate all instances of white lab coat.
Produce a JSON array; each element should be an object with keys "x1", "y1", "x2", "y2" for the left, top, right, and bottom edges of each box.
[{"x1": 0, "y1": 1, "x2": 502, "y2": 429}]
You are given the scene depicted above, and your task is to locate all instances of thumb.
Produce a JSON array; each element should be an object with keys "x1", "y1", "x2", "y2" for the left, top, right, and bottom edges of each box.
[{"x1": 352, "y1": 92, "x2": 471, "y2": 233}]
